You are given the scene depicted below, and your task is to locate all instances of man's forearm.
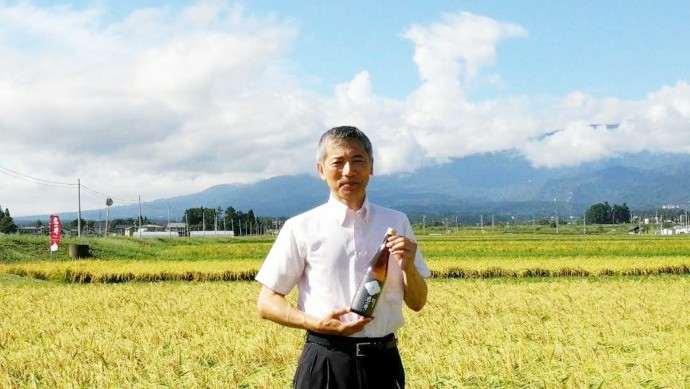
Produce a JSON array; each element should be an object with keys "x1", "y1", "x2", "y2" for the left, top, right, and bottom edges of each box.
[
  {"x1": 257, "y1": 286, "x2": 311, "y2": 330},
  {"x1": 258, "y1": 286, "x2": 373, "y2": 335},
  {"x1": 402, "y1": 266, "x2": 428, "y2": 311}
]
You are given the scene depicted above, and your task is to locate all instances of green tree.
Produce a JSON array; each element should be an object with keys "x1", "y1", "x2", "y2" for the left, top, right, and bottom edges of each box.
[
  {"x1": 70, "y1": 218, "x2": 89, "y2": 229},
  {"x1": 224, "y1": 206, "x2": 237, "y2": 231},
  {"x1": 611, "y1": 203, "x2": 631, "y2": 224},
  {"x1": 0, "y1": 206, "x2": 18, "y2": 234},
  {"x1": 586, "y1": 202, "x2": 631, "y2": 224},
  {"x1": 110, "y1": 218, "x2": 138, "y2": 226},
  {"x1": 585, "y1": 202, "x2": 612, "y2": 224},
  {"x1": 183, "y1": 205, "x2": 266, "y2": 235},
  {"x1": 183, "y1": 207, "x2": 218, "y2": 230}
]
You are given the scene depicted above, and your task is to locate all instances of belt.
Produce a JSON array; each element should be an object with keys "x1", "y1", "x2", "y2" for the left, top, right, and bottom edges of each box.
[{"x1": 306, "y1": 332, "x2": 398, "y2": 358}]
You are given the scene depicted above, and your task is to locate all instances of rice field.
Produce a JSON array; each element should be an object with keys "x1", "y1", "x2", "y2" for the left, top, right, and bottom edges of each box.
[
  {"x1": 1, "y1": 231, "x2": 690, "y2": 387},
  {"x1": 3, "y1": 233, "x2": 690, "y2": 283},
  {"x1": 1, "y1": 277, "x2": 688, "y2": 387}
]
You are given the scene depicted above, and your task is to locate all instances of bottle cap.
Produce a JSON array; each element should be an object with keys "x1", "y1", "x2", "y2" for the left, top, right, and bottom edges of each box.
[{"x1": 386, "y1": 227, "x2": 397, "y2": 236}]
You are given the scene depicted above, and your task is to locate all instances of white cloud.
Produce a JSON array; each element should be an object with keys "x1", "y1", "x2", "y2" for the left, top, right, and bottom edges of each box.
[
  {"x1": 520, "y1": 122, "x2": 616, "y2": 167},
  {"x1": 520, "y1": 81, "x2": 690, "y2": 167},
  {"x1": 404, "y1": 11, "x2": 527, "y2": 116},
  {"x1": 0, "y1": 1, "x2": 310, "y2": 215},
  {"x1": 1, "y1": 4, "x2": 689, "y2": 216}
]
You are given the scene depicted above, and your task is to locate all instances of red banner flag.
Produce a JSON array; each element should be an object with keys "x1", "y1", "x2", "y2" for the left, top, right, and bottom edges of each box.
[{"x1": 49, "y1": 215, "x2": 62, "y2": 246}]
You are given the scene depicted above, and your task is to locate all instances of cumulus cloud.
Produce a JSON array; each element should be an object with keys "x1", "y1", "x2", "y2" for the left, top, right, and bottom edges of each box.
[
  {"x1": 0, "y1": 1, "x2": 316, "y2": 214},
  {"x1": 520, "y1": 82, "x2": 690, "y2": 167},
  {"x1": 1, "y1": 3, "x2": 689, "y2": 216},
  {"x1": 404, "y1": 12, "x2": 527, "y2": 114},
  {"x1": 396, "y1": 13, "x2": 690, "y2": 170}
]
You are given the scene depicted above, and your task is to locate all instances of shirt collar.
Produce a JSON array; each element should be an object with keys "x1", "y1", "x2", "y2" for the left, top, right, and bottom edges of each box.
[{"x1": 327, "y1": 194, "x2": 370, "y2": 226}]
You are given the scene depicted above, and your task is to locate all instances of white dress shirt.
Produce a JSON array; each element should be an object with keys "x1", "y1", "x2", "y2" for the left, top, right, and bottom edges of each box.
[{"x1": 256, "y1": 195, "x2": 431, "y2": 337}]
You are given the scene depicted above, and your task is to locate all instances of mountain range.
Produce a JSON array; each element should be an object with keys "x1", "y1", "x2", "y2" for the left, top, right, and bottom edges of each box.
[{"x1": 15, "y1": 151, "x2": 690, "y2": 223}]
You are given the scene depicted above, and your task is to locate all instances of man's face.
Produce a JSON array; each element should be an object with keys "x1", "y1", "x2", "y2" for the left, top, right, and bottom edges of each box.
[{"x1": 317, "y1": 138, "x2": 373, "y2": 209}]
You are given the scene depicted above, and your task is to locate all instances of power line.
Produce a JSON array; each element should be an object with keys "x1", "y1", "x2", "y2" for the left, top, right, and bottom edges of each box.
[
  {"x1": 81, "y1": 184, "x2": 138, "y2": 204},
  {"x1": 0, "y1": 167, "x2": 75, "y2": 188},
  {"x1": 1, "y1": 167, "x2": 138, "y2": 205}
]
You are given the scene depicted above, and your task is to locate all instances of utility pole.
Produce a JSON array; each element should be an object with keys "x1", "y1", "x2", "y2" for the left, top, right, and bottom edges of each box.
[
  {"x1": 201, "y1": 206, "x2": 206, "y2": 236},
  {"x1": 533, "y1": 214, "x2": 536, "y2": 233},
  {"x1": 554, "y1": 198, "x2": 559, "y2": 234},
  {"x1": 138, "y1": 195, "x2": 142, "y2": 238},
  {"x1": 105, "y1": 197, "x2": 112, "y2": 237},
  {"x1": 77, "y1": 178, "x2": 82, "y2": 237}
]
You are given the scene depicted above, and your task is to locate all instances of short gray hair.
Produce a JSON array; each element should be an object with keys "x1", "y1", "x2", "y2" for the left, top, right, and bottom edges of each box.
[{"x1": 317, "y1": 126, "x2": 374, "y2": 165}]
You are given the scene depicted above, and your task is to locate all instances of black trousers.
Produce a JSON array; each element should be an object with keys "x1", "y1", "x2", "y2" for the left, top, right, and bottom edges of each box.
[{"x1": 293, "y1": 333, "x2": 405, "y2": 389}]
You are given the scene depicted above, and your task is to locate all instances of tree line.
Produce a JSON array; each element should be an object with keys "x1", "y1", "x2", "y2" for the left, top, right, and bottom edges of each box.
[
  {"x1": 183, "y1": 206, "x2": 270, "y2": 236},
  {"x1": 64, "y1": 206, "x2": 270, "y2": 236},
  {"x1": 5, "y1": 204, "x2": 271, "y2": 237},
  {"x1": 0, "y1": 200, "x2": 649, "y2": 237},
  {"x1": 585, "y1": 202, "x2": 631, "y2": 224}
]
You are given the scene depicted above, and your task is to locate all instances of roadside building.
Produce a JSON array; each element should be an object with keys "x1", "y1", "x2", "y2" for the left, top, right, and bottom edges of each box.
[{"x1": 166, "y1": 222, "x2": 187, "y2": 236}]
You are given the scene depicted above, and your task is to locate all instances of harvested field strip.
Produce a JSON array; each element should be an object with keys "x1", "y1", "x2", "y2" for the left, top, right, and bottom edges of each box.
[{"x1": 3, "y1": 256, "x2": 690, "y2": 283}]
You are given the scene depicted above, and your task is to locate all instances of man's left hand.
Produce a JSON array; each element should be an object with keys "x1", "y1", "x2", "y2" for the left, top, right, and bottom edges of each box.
[{"x1": 386, "y1": 235, "x2": 417, "y2": 271}]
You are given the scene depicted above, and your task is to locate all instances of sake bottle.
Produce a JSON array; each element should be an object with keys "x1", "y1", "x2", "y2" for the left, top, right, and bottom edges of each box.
[{"x1": 350, "y1": 227, "x2": 397, "y2": 318}]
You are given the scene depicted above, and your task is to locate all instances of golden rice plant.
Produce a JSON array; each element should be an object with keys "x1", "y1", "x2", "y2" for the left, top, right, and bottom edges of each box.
[
  {"x1": 401, "y1": 277, "x2": 690, "y2": 387},
  {"x1": 429, "y1": 256, "x2": 690, "y2": 278},
  {"x1": 0, "y1": 260, "x2": 261, "y2": 283},
  {"x1": 1, "y1": 277, "x2": 689, "y2": 387},
  {"x1": 3, "y1": 253, "x2": 690, "y2": 283},
  {"x1": 420, "y1": 234, "x2": 690, "y2": 258}
]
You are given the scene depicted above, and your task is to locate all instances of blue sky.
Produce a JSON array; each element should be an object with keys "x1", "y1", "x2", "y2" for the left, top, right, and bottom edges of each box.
[
  {"x1": 1, "y1": 0, "x2": 689, "y2": 216},
  {"x1": 268, "y1": 0, "x2": 690, "y2": 101},
  {"x1": 23, "y1": 0, "x2": 690, "y2": 100}
]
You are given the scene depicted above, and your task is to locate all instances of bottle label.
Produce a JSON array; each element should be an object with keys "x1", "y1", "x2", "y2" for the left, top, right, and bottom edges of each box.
[
  {"x1": 351, "y1": 278, "x2": 382, "y2": 317},
  {"x1": 364, "y1": 280, "x2": 381, "y2": 296}
]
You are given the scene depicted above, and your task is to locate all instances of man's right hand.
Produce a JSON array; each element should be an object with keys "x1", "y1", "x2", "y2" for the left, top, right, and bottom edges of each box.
[
  {"x1": 258, "y1": 286, "x2": 371, "y2": 335},
  {"x1": 309, "y1": 308, "x2": 371, "y2": 336}
]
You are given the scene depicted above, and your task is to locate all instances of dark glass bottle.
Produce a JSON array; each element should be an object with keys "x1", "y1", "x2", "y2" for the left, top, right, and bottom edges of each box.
[{"x1": 350, "y1": 227, "x2": 397, "y2": 318}]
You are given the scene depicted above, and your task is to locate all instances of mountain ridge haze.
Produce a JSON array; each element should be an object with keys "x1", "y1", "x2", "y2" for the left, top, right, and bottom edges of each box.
[{"x1": 14, "y1": 151, "x2": 690, "y2": 223}]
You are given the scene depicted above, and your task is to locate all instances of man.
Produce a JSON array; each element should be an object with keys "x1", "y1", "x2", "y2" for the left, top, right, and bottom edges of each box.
[{"x1": 256, "y1": 126, "x2": 430, "y2": 388}]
